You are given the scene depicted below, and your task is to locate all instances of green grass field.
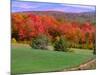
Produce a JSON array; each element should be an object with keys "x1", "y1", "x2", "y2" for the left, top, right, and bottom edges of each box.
[{"x1": 11, "y1": 44, "x2": 95, "y2": 74}]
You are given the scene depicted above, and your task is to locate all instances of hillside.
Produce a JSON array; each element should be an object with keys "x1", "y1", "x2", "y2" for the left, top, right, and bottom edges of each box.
[{"x1": 12, "y1": 11, "x2": 96, "y2": 24}]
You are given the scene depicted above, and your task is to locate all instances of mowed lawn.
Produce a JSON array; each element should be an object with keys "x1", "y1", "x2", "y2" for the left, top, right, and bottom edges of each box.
[{"x1": 11, "y1": 44, "x2": 95, "y2": 74}]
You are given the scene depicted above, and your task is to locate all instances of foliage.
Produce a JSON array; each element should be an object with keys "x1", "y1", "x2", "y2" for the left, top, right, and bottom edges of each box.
[
  {"x1": 11, "y1": 13, "x2": 96, "y2": 49},
  {"x1": 54, "y1": 37, "x2": 68, "y2": 52},
  {"x1": 11, "y1": 38, "x2": 17, "y2": 43},
  {"x1": 30, "y1": 34, "x2": 50, "y2": 50}
]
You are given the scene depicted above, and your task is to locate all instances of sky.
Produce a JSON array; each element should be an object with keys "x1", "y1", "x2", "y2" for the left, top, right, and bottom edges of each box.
[{"x1": 11, "y1": 0, "x2": 96, "y2": 13}]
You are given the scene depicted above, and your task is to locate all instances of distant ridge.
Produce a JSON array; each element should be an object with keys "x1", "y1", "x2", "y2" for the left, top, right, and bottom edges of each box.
[{"x1": 12, "y1": 11, "x2": 96, "y2": 24}]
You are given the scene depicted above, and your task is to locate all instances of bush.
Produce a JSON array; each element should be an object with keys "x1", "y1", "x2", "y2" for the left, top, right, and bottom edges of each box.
[
  {"x1": 54, "y1": 37, "x2": 68, "y2": 52},
  {"x1": 11, "y1": 38, "x2": 17, "y2": 43},
  {"x1": 30, "y1": 34, "x2": 51, "y2": 50}
]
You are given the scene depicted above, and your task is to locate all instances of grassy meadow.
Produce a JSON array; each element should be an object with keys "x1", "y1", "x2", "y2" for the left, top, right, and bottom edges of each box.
[{"x1": 11, "y1": 44, "x2": 95, "y2": 74}]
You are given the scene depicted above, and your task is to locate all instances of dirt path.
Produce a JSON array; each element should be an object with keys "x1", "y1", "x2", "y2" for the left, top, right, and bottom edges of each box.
[{"x1": 63, "y1": 59, "x2": 96, "y2": 71}]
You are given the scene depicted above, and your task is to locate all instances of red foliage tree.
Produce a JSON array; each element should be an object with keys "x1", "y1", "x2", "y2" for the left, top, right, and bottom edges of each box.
[{"x1": 11, "y1": 13, "x2": 96, "y2": 49}]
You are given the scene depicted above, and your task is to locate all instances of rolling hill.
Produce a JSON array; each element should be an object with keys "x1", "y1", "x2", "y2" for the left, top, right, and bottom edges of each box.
[{"x1": 12, "y1": 11, "x2": 96, "y2": 24}]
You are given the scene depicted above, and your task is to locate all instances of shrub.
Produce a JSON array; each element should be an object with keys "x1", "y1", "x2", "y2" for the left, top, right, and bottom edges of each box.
[
  {"x1": 54, "y1": 37, "x2": 68, "y2": 52},
  {"x1": 30, "y1": 34, "x2": 51, "y2": 50},
  {"x1": 11, "y1": 38, "x2": 17, "y2": 43}
]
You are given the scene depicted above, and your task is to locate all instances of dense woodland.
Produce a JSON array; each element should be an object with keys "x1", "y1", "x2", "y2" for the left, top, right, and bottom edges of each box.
[{"x1": 11, "y1": 11, "x2": 96, "y2": 49}]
